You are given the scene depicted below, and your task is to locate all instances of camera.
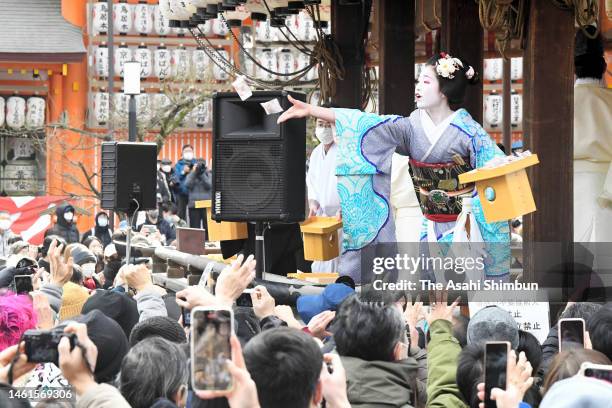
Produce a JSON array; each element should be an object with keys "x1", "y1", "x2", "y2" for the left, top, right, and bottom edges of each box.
[{"x1": 23, "y1": 329, "x2": 78, "y2": 365}]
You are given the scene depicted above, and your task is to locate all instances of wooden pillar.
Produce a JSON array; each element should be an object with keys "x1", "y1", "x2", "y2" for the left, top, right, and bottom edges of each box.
[
  {"x1": 522, "y1": 2, "x2": 574, "y2": 284},
  {"x1": 331, "y1": 0, "x2": 366, "y2": 109},
  {"x1": 439, "y1": 0, "x2": 483, "y2": 122},
  {"x1": 378, "y1": 0, "x2": 415, "y2": 116}
]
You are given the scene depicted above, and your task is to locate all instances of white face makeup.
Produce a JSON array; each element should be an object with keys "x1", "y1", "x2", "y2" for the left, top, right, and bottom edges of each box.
[{"x1": 415, "y1": 65, "x2": 445, "y2": 109}]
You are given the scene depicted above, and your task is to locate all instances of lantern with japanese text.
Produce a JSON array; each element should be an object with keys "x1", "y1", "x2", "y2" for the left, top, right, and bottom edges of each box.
[
  {"x1": 297, "y1": 11, "x2": 315, "y2": 42},
  {"x1": 25, "y1": 97, "x2": 45, "y2": 128},
  {"x1": 94, "y1": 45, "x2": 109, "y2": 77},
  {"x1": 6, "y1": 97, "x2": 26, "y2": 129},
  {"x1": 484, "y1": 58, "x2": 503, "y2": 81},
  {"x1": 257, "y1": 48, "x2": 276, "y2": 81},
  {"x1": 134, "y1": 1, "x2": 154, "y2": 35},
  {"x1": 212, "y1": 49, "x2": 230, "y2": 80},
  {"x1": 134, "y1": 45, "x2": 153, "y2": 78},
  {"x1": 511, "y1": 93, "x2": 522, "y2": 127},
  {"x1": 171, "y1": 46, "x2": 190, "y2": 78},
  {"x1": 114, "y1": 93, "x2": 129, "y2": 116},
  {"x1": 278, "y1": 49, "x2": 295, "y2": 79},
  {"x1": 192, "y1": 47, "x2": 211, "y2": 77},
  {"x1": 212, "y1": 17, "x2": 229, "y2": 36},
  {"x1": 152, "y1": 93, "x2": 172, "y2": 113},
  {"x1": 92, "y1": 2, "x2": 110, "y2": 34},
  {"x1": 154, "y1": 46, "x2": 172, "y2": 79},
  {"x1": 484, "y1": 93, "x2": 503, "y2": 128},
  {"x1": 511, "y1": 57, "x2": 523, "y2": 81},
  {"x1": 114, "y1": 45, "x2": 133, "y2": 77},
  {"x1": 154, "y1": 3, "x2": 172, "y2": 35},
  {"x1": 194, "y1": 99, "x2": 211, "y2": 128},
  {"x1": 113, "y1": 0, "x2": 133, "y2": 35},
  {"x1": 197, "y1": 21, "x2": 212, "y2": 36},
  {"x1": 136, "y1": 93, "x2": 152, "y2": 123},
  {"x1": 93, "y1": 92, "x2": 110, "y2": 126}
]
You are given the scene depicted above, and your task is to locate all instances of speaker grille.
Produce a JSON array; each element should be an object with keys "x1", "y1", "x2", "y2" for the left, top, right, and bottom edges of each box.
[{"x1": 215, "y1": 142, "x2": 284, "y2": 217}]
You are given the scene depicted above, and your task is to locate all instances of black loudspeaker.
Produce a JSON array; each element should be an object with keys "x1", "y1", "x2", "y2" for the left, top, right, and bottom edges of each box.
[
  {"x1": 211, "y1": 91, "x2": 306, "y2": 223},
  {"x1": 100, "y1": 142, "x2": 157, "y2": 213}
]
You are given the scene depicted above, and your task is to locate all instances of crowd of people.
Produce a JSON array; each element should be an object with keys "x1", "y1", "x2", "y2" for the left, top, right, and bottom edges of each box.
[{"x1": 0, "y1": 231, "x2": 611, "y2": 407}]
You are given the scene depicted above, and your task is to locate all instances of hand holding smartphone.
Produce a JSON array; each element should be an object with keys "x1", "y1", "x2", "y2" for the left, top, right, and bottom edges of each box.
[
  {"x1": 13, "y1": 275, "x2": 34, "y2": 294},
  {"x1": 580, "y1": 362, "x2": 612, "y2": 383},
  {"x1": 191, "y1": 306, "x2": 234, "y2": 392},
  {"x1": 558, "y1": 318, "x2": 585, "y2": 352},
  {"x1": 484, "y1": 341, "x2": 510, "y2": 408}
]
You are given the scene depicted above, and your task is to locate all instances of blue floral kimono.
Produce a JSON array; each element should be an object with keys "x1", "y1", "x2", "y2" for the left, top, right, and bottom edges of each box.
[{"x1": 333, "y1": 108, "x2": 510, "y2": 282}]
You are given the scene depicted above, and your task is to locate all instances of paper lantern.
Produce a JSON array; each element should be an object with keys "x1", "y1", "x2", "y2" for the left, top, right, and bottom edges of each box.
[
  {"x1": 484, "y1": 93, "x2": 503, "y2": 127},
  {"x1": 134, "y1": 46, "x2": 153, "y2": 78},
  {"x1": 135, "y1": 94, "x2": 151, "y2": 122},
  {"x1": 3, "y1": 162, "x2": 39, "y2": 195},
  {"x1": 171, "y1": 47, "x2": 190, "y2": 78},
  {"x1": 192, "y1": 48, "x2": 210, "y2": 77},
  {"x1": 197, "y1": 20, "x2": 212, "y2": 36},
  {"x1": 152, "y1": 93, "x2": 172, "y2": 113},
  {"x1": 257, "y1": 48, "x2": 277, "y2": 81},
  {"x1": 134, "y1": 2, "x2": 154, "y2": 35},
  {"x1": 212, "y1": 18, "x2": 229, "y2": 36},
  {"x1": 484, "y1": 58, "x2": 503, "y2": 81},
  {"x1": 297, "y1": 53, "x2": 312, "y2": 81},
  {"x1": 154, "y1": 46, "x2": 172, "y2": 79},
  {"x1": 113, "y1": 1, "x2": 133, "y2": 35},
  {"x1": 284, "y1": 14, "x2": 299, "y2": 38},
  {"x1": 511, "y1": 93, "x2": 522, "y2": 127},
  {"x1": 256, "y1": 20, "x2": 278, "y2": 42},
  {"x1": 114, "y1": 93, "x2": 129, "y2": 116},
  {"x1": 6, "y1": 97, "x2": 26, "y2": 129},
  {"x1": 92, "y1": 2, "x2": 110, "y2": 34},
  {"x1": 0, "y1": 96, "x2": 5, "y2": 127},
  {"x1": 154, "y1": 3, "x2": 172, "y2": 35},
  {"x1": 278, "y1": 49, "x2": 295, "y2": 79},
  {"x1": 94, "y1": 46, "x2": 109, "y2": 77},
  {"x1": 212, "y1": 49, "x2": 230, "y2": 80},
  {"x1": 511, "y1": 57, "x2": 523, "y2": 81},
  {"x1": 297, "y1": 11, "x2": 315, "y2": 42},
  {"x1": 25, "y1": 97, "x2": 45, "y2": 128},
  {"x1": 6, "y1": 137, "x2": 36, "y2": 160},
  {"x1": 114, "y1": 46, "x2": 133, "y2": 77},
  {"x1": 193, "y1": 99, "x2": 211, "y2": 128},
  {"x1": 93, "y1": 92, "x2": 110, "y2": 125}
]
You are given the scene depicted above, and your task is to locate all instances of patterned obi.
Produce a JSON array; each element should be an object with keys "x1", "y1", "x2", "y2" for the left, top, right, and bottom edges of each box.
[{"x1": 408, "y1": 157, "x2": 475, "y2": 223}]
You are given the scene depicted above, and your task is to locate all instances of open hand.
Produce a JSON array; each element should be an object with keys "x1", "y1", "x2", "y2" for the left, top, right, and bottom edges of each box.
[
  {"x1": 277, "y1": 95, "x2": 311, "y2": 124},
  {"x1": 216, "y1": 254, "x2": 256, "y2": 306},
  {"x1": 426, "y1": 290, "x2": 460, "y2": 325},
  {"x1": 48, "y1": 239, "x2": 73, "y2": 286}
]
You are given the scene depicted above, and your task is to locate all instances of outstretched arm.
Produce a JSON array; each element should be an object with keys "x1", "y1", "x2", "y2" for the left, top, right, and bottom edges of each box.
[{"x1": 277, "y1": 95, "x2": 335, "y2": 124}]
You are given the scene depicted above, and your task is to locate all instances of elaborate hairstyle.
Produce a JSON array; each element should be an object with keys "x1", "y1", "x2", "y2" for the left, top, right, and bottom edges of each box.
[
  {"x1": 0, "y1": 291, "x2": 37, "y2": 351},
  {"x1": 574, "y1": 26, "x2": 606, "y2": 80},
  {"x1": 425, "y1": 52, "x2": 480, "y2": 108}
]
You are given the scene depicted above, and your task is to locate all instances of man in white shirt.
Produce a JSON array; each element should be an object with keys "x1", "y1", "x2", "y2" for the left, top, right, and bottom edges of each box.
[{"x1": 306, "y1": 116, "x2": 341, "y2": 273}]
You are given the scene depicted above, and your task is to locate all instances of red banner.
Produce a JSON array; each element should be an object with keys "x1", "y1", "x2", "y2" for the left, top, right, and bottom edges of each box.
[{"x1": 0, "y1": 196, "x2": 69, "y2": 245}]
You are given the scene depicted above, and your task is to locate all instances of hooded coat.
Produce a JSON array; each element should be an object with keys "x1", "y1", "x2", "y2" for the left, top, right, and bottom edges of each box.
[
  {"x1": 44, "y1": 204, "x2": 80, "y2": 244},
  {"x1": 82, "y1": 212, "x2": 113, "y2": 247}
]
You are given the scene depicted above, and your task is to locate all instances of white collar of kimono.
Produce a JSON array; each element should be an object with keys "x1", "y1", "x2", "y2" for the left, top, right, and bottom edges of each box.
[
  {"x1": 420, "y1": 109, "x2": 458, "y2": 146},
  {"x1": 574, "y1": 77, "x2": 604, "y2": 87}
]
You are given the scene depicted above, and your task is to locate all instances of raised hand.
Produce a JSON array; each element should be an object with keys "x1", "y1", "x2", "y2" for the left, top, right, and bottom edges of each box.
[
  {"x1": 276, "y1": 95, "x2": 311, "y2": 124},
  {"x1": 426, "y1": 290, "x2": 460, "y2": 325}
]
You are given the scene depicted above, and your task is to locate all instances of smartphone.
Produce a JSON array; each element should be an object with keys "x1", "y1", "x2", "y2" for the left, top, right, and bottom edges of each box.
[
  {"x1": 13, "y1": 275, "x2": 33, "y2": 294},
  {"x1": 580, "y1": 362, "x2": 612, "y2": 383},
  {"x1": 484, "y1": 341, "x2": 510, "y2": 408},
  {"x1": 181, "y1": 307, "x2": 191, "y2": 327},
  {"x1": 558, "y1": 318, "x2": 585, "y2": 352},
  {"x1": 191, "y1": 306, "x2": 234, "y2": 392}
]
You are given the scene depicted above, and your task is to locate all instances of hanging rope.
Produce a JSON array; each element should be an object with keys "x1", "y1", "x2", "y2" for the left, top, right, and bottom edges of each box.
[
  {"x1": 478, "y1": 0, "x2": 527, "y2": 59},
  {"x1": 550, "y1": 0, "x2": 599, "y2": 38}
]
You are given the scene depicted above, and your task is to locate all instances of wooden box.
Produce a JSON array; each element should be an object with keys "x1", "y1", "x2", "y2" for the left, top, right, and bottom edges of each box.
[
  {"x1": 287, "y1": 272, "x2": 339, "y2": 284},
  {"x1": 458, "y1": 154, "x2": 539, "y2": 223},
  {"x1": 300, "y1": 217, "x2": 343, "y2": 261},
  {"x1": 196, "y1": 200, "x2": 248, "y2": 242}
]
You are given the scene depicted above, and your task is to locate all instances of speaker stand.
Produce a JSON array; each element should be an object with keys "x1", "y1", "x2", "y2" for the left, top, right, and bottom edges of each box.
[
  {"x1": 125, "y1": 224, "x2": 133, "y2": 265},
  {"x1": 255, "y1": 222, "x2": 265, "y2": 280}
]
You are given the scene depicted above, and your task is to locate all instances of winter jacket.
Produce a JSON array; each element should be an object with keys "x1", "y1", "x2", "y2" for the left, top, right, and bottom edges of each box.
[
  {"x1": 341, "y1": 354, "x2": 422, "y2": 408},
  {"x1": 136, "y1": 216, "x2": 176, "y2": 244},
  {"x1": 82, "y1": 212, "x2": 113, "y2": 248},
  {"x1": 185, "y1": 166, "x2": 212, "y2": 208},
  {"x1": 426, "y1": 319, "x2": 468, "y2": 408},
  {"x1": 157, "y1": 170, "x2": 172, "y2": 204},
  {"x1": 77, "y1": 383, "x2": 131, "y2": 408},
  {"x1": 134, "y1": 287, "x2": 168, "y2": 322},
  {"x1": 174, "y1": 159, "x2": 195, "y2": 197},
  {"x1": 40, "y1": 283, "x2": 64, "y2": 314},
  {"x1": 45, "y1": 204, "x2": 80, "y2": 244}
]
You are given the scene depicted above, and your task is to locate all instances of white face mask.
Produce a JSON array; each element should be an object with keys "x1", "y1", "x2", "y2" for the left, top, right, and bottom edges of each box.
[
  {"x1": 183, "y1": 152, "x2": 194, "y2": 161},
  {"x1": 64, "y1": 212, "x2": 74, "y2": 222},
  {"x1": 0, "y1": 219, "x2": 11, "y2": 230},
  {"x1": 162, "y1": 165, "x2": 172, "y2": 173},
  {"x1": 82, "y1": 263, "x2": 96, "y2": 278},
  {"x1": 315, "y1": 127, "x2": 334, "y2": 145},
  {"x1": 98, "y1": 217, "x2": 108, "y2": 227}
]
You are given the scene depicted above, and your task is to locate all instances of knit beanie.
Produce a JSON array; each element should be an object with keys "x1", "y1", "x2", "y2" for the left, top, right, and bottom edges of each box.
[
  {"x1": 82, "y1": 290, "x2": 139, "y2": 340},
  {"x1": 59, "y1": 282, "x2": 90, "y2": 321},
  {"x1": 129, "y1": 316, "x2": 187, "y2": 347}
]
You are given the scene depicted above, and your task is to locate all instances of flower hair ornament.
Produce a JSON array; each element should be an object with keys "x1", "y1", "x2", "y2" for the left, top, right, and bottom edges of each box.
[{"x1": 435, "y1": 52, "x2": 475, "y2": 80}]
